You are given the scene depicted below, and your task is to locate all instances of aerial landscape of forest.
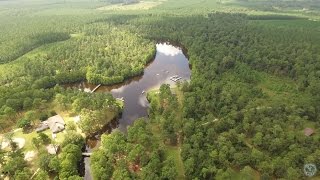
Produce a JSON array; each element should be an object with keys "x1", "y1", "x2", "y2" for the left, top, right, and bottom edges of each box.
[{"x1": 0, "y1": 0, "x2": 319, "y2": 179}]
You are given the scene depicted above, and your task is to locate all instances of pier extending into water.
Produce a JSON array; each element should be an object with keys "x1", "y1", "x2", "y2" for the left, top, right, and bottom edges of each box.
[{"x1": 91, "y1": 84, "x2": 101, "y2": 93}]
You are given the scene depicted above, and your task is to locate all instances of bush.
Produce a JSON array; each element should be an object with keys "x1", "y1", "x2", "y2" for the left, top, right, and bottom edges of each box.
[
  {"x1": 17, "y1": 118, "x2": 31, "y2": 129},
  {"x1": 66, "y1": 122, "x2": 77, "y2": 131},
  {"x1": 38, "y1": 153, "x2": 54, "y2": 172},
  {"x1": 38, "y1": 133, "x2": 51, "y2": 145},
  {"x1": 39, "y1": 113, "x2": 48, "y2": 121},
  {"x1": 50, "y1": 110, "x2": 57, "y2": 116}
]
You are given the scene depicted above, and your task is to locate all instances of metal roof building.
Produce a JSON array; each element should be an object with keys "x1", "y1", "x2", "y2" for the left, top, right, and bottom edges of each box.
[{"x1": 36, "y1": 115, "x2": 65, "y2": 134}]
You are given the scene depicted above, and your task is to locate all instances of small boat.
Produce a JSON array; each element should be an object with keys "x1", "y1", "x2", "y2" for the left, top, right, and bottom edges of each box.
[{"x1": 142, "y1": 91, "x2": 145, "y2": 94}]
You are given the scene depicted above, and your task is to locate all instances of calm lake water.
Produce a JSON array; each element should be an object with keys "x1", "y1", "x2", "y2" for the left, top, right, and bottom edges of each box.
[
  {"x1": 72, "y1": 43, "x2": 191, "y2": 132},
  {"x1": 72, "y1": 43, "x2": 190, "y2": 179}
]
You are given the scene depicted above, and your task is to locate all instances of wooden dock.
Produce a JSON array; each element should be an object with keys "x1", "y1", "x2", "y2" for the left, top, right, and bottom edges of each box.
[
  {"x1": 116, "y1": 97, "x2": 125, "y2": 102},
  {"x1": 82, "y1": 152, "x2": 92, "y2": 157},
  {"x1": 91, "y1": 84, "x2": 101, "y2": 93}
]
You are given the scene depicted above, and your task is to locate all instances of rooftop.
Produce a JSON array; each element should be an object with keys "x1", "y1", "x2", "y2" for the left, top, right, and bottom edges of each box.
[
  {"x1": 36, "y1": 115, "x2": 65, "y2": 134},
  {"x1": 304, "y1": 128, "x2": 314, "y2": 136}
]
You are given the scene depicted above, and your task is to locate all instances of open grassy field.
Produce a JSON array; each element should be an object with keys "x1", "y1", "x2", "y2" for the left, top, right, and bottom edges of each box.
[{"x1": 97, "y1": 0, "x2": 166, "y2": 11}]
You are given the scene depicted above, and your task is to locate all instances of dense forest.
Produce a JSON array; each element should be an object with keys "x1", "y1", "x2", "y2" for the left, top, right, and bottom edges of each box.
[
  {"x1": 0, "y1": 0, "x2": 319, "y2": 179},
  {"x1": 87, "y1": 12, "x2": 320, "y2": 179},
  {"x1": 0, "y1": 21, "x2": 154, "y2": 129},
  {"x1": 91, "y1": 119, "x2": 178, "y2": 179}
]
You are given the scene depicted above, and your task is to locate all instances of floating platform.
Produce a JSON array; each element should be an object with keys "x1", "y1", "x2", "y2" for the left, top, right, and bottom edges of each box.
[
  {"x1": 116, "y1": 97, "x2": 125, "y2": 102},
  {"x1": 169, "y1": 75, "x2": 182, "y2": 82}
]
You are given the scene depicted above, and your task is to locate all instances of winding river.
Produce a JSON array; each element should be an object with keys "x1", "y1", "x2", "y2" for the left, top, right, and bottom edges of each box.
[{"x1": 71, "y1": 43, "x2": 191, "y2": 179}]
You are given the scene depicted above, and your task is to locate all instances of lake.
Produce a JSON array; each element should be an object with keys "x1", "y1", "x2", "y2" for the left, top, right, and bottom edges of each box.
[
  {"x1": 72, "y1": 42, "x2": 191, "y2": 132},
  {"x1": 71, "y1": 42, "x2": 191, "y2": 179}
]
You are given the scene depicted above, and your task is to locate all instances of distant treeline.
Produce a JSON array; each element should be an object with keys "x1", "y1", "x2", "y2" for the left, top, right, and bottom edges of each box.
[
  {"x1": 248, "y1": 14, "x2": 307, "y2": 20},
  {"x1": 0, "y1": 32, "x2": 70, "y2": 64},
  {"x1": 103, "y1": 0, "x2": 139, "y2": 5}
]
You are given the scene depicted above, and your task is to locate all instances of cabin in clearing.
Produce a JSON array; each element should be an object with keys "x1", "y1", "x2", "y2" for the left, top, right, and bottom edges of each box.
[{"x1": 36, "y1": 115, "x2": 65, "y2": 133}]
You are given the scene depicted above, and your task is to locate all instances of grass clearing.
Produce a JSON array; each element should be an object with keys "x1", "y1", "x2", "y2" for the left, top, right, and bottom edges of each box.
[
  {"x1": 12, "y1": 129, "x2": 52, "y2": 151},
  {"x1": 256, "y1": 72, "x2": 314, "y2": 106},
  {"x1": 1, "y1": 97, "x2": 122, "y2": 153},
  {"x1": 230, "y1": 166, "x2": 260, "y2": 180},
  {"x1": 165, "y1": 145, "x2": 185, "y2": 180},
  {"x1": 150, "y1": 122, "x2": 185, "y2": 179},
  {"x1": 97, "y1": 0, "x2": 166, "y2": 11},
  {"x1": 70, "y1": 33, "x2": 85, "y2": 38}
]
